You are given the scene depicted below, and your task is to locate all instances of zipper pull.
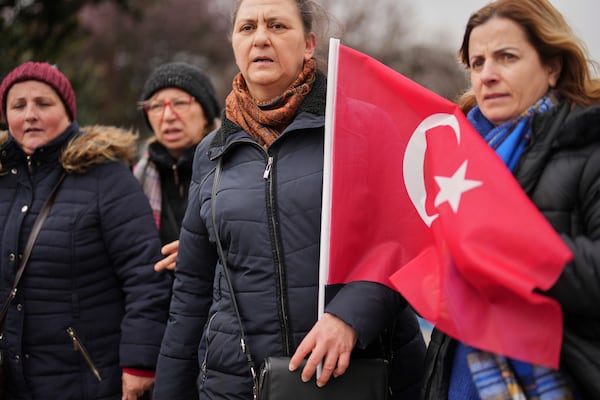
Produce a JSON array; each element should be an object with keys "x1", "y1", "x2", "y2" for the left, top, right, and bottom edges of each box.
[
  {"x1": 26, "y1": 155, "x2": 33, "y2": 174},
  {"x1": 67, "y1": 327, "x2": 103, "y2": 382},
  {"x1": 67, "y1": 327, "x2": 78, "y2": 351},
  {"x1": 263, "y1": 156, "x2": 273, "y2": 180}
]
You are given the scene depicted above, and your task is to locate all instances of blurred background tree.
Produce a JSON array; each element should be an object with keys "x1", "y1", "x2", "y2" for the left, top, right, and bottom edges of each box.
[{"x1": 0, "y1": 0, "x2": 467, "y2": 138}]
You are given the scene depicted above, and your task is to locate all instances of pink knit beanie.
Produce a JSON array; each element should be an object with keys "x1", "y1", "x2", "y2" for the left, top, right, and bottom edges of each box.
[{"x1": 0, "y1": 62, "x2": 76, "y2": 122}]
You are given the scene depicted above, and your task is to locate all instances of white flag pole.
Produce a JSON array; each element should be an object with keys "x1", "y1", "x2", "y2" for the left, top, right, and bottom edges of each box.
[{"x1": 316, "y1": 37, "x2": 340, "y2": 379}]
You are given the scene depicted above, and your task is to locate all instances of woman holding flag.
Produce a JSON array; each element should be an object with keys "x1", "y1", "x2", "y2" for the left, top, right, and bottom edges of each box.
[
  {"x1": 152, "y1": 0, "x2": 425, "y2": 399},
  {"x1": 423, "y1": 0, "x2": 600, "y2": 398}
]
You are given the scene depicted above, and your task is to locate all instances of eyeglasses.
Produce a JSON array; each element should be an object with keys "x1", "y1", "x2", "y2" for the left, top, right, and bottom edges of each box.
[{"x1": 140, "y1": 96, "x2": 196, "y2": 115}]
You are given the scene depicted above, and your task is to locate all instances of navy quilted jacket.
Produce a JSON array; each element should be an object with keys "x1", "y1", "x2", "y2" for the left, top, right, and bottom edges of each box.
[
  {"x1": 153, "y1": 72, "x2": 425, "y2": 399},
  {"x1": 0, "y1": 124, "x2": 171, "y2": 400}
]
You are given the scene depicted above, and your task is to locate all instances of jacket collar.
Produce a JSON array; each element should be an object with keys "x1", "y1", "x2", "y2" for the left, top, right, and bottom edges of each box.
[
  {"x1": 147, "y1": 139, "x2": 197, "y2": 172},
  {"x1": 0, "y1": 122, "x2": 79, "y2": 172},
  {"x1": 0, "y1": 123, "x2": 139, "y2": 175},
  {"x1": 532, "y1": 102, "x2": 600, "y2": 149}
]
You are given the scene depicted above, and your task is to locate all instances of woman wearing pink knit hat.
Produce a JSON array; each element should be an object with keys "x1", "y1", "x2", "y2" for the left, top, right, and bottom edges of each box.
[{"x1": 0, "y1": 61, "x2": 171, "y2": 399}]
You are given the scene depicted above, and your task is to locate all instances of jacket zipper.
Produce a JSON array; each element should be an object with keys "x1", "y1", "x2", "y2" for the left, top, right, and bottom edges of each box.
[
  {"x1": 67, "y1": 326, "x2": 102, "y2": 382},
  {"x1": 263, "y1": 157, "x2": 273, "y2": 180},
  {"x1": 263, "y1": 153, "x2": 291, "y2": 355},
  {"x1": 216, "y1": 144, "x2": 292, "y2": 355},
  {"x1": 200, "y1": 312, "x2": 219, "y2": 383}
]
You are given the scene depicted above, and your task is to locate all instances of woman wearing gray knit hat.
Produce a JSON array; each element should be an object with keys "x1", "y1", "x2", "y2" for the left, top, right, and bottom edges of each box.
[{"x1": 135, "y1": 62, "x2": 221, "y2": 271}]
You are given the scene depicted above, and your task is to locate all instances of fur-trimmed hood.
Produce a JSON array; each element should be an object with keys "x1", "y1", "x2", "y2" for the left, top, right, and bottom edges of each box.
[
  {"x1": 61, "y1": 125, "x2": 138, "y2": 173},
  {"x1": 0, "y1": 125, "x2": 139, "y2": 174}
]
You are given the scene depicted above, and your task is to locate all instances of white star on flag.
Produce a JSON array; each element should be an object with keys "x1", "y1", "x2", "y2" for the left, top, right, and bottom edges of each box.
[{"x1": 434, "y1": 160, "x2": 483, "y2": 212}]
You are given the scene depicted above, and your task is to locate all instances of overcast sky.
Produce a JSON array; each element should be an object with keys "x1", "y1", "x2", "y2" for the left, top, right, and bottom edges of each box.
[{"x1": 410, "y1": 1, "x2": 599, "y2": 63}]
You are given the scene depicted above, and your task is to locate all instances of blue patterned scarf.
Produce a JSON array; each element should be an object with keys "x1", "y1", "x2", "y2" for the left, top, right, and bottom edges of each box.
[
  {"x1": 467, "y1": 93, "x2": 557, "y2": 171},
  {"x1": 462, "y1": 92, "x2": 579, "y2": 400},
  {"x1": 464, "y1": 346, "x2": 578, "y2": 400}
]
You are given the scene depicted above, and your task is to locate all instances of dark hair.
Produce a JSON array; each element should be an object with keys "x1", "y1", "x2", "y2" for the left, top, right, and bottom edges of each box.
[
  {"x1": 232, "y1": 0, "x2": 317, "y2": 33},
  {"x1": 457, "y1": 0, "x2": 600, "y2": 111}
]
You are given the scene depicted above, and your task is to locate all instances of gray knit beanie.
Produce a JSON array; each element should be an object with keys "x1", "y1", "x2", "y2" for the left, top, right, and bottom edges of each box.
[{"x1": 141, "y1": 62, "x2": 220, "y2": 129}]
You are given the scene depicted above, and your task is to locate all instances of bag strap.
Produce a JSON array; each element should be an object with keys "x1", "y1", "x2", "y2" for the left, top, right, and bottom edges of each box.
[
  {"x1": 210, "y1": 157, "x2": 258, "y2": 399},
  {"x1": 0, "y1": 171, "x2": 66, "y2": 326}
]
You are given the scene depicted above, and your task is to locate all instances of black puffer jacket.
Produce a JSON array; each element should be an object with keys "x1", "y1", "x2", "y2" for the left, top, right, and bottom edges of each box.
[
  {"x1": 423, "y1": 102, "x2": 600, "y2": 399},
  {"x1": 0, "y1": 124, "x2": 172, "y2": 400},
  {"x1": 153, "y1": 72, "x2": 425, "y2": 399}
]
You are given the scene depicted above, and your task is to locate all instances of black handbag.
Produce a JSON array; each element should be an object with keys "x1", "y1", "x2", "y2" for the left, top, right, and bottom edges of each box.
[
  {"x1": 211, "y1": 159, "x2": 389, "y2": 400},
  {"x1": 258, "y1": 356, "x2": 388, "y2": 400},
  {"x1": 0, "y1": 172, "x2": 65, "y2": 399}
]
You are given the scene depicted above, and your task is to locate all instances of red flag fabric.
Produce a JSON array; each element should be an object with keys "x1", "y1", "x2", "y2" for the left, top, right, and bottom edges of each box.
[{"x1": 325, "y1": 41, "x2": 572, "y2": 368}]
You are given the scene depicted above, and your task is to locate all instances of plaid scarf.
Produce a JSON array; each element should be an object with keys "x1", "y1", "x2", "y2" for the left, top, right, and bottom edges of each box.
[
  {"x1": 225, "y1": 58, "x2": 316, "y2": 149},
  {"x1": 133, "y1": 152, "x2": 161, "y2": 229},
  {"x1": 467, "y1": 92, "x2": 558, "y2": 171},
  {"x1": 464, "y1": 346, "x2": 577, "y2": 400}
]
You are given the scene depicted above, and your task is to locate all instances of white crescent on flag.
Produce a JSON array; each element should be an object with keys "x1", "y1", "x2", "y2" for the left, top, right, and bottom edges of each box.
[{"x1": 403, "y1": 113, "x2": 482, "y2": 227}]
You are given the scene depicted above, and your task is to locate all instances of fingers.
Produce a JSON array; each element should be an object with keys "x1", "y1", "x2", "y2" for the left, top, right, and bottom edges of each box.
[
  {"x1": 300, "y1": 348, "x2": 348, "y2": 387},
  {"x1": 332, "y1": 351, "x2": 351, "y2": 378},
  {"x1": 290, "y1": 313, "x2": 358, "y2": 387},
  {"x1": 300, "y1": 344, "x2": 326, "y2": 383},
  {"x1": 154, "y1": 240, "x2": 179, "y2": 271},
  {"x1": 161, "y1": 240, "x2": 179, "y2": 255},
  {"x1": 289, "y1": 331, "x2": 316, "y2": 372},
  {"x1": 293, "y1": 327, "x2": 337, "y2": 386},
  {"x1": 121, "y1": 390, "x2": 145, "y2": 400},
  {"x1": 121, "y1": 384, "x2": 141, "y2": 399},
  {"x1": 154, "y1": 252, "x2": 177, "y2": 271},
  {"x1": 313, "y1": 352, "x2": 337, "y2": 387},
  {"x1": 122, "y1": 373, "x2": 153, "y2": 400}
]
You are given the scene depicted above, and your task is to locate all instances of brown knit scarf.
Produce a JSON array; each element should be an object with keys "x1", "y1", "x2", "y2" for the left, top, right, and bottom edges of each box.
[{"x1": 225, "y1": 58, "x2": 317, "y2": 149}]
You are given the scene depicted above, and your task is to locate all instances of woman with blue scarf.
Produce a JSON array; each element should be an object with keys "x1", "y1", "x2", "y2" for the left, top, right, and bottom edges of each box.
[{"x1": 423, "y1": 0, "x2": 600, "y2": 399}]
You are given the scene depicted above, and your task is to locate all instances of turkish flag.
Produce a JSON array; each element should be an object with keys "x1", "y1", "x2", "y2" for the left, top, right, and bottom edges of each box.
[{"x1": 321, "y1": 40, "x2": 572, "y2": 368}]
